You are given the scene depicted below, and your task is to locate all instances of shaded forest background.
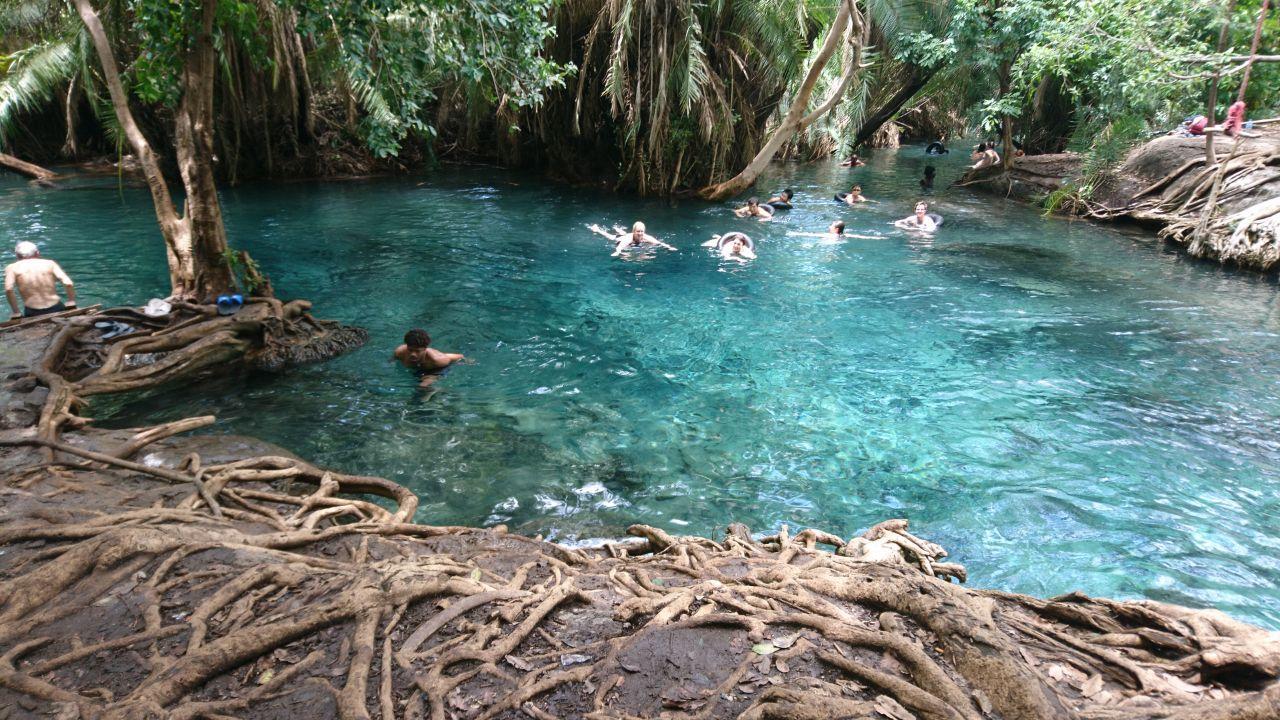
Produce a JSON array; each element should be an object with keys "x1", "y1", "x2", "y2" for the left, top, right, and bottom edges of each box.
[{"x1": 2, "y1": 0, "x2": 1277, "y2": 196}]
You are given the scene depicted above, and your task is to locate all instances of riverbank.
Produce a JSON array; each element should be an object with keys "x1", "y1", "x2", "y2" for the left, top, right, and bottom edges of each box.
[
  {"x1": 2, "y1": 308, "x2": 1280, "y2": 717},
  {"x1": 957, "y1": 129, "x2": 1280, "y2": 272}
]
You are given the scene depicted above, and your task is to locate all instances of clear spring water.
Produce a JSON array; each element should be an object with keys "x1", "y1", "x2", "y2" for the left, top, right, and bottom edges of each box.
[{"x1": 4, "y1": 147, "x2": 1280, "y2": 627}]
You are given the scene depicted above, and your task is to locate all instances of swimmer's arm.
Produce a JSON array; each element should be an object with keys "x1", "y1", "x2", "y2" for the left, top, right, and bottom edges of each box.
[
  {"x1": 732, "y1": 207, "x2": 750, "y2": 217},
  {"x1": 427, "y1": 348, "x2": 465, "y2": 365},
  {"x1": 644, "y1": 234, "x2": 677, "y2": 250},
  {"x1": 740, "y1": 247, "x2": 757, "y2": 260},
  {"x1": 701, "y1": 237, "x2": 720, "y2": 247},
  {"x1": 52, "y1": 262, "x2": 75, "y2": 306},
  {"x1": 588, "y1": 224, "x2": 619, "y2": 241},
  {"x1": 4, "y1": 267, "x2": 18, "y2": 319}
]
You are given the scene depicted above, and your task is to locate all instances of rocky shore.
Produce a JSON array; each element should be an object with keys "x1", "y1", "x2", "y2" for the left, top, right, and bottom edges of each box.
[
  {"x1": 958, "y1": 129, "x2": 1280, "y2": 272},
  {"x1": 2, "y1": 308, "x2": 1279, "y2": 719}
]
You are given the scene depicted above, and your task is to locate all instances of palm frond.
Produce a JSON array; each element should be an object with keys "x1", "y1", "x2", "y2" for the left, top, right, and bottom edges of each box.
[{"x1": 0, "y1": 39, "x2": 76, "y2": 142}]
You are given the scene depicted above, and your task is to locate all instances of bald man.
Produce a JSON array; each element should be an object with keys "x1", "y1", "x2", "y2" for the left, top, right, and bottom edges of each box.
[{"x1": 5, "y1": 242, "x2": 76, "y2": 320}]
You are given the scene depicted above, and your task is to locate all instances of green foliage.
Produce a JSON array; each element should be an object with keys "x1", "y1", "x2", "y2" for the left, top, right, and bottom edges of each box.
[{"x1": 297, "y1": 0, "x2": 569, "y2": 157}]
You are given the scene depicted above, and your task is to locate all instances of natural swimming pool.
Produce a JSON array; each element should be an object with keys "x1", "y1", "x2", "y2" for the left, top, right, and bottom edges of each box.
[{"x1": 4, "y1": 147, "x2": 1280, "y2": 627}]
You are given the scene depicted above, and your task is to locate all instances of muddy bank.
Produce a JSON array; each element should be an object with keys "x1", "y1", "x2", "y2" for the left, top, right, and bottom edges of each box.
[
  {"x1": 958, "y1": 130, "x2": 1280, "y2": 272},
  {"x1": 2, "y1": 310, "x2": 1280, "y2": 719}
]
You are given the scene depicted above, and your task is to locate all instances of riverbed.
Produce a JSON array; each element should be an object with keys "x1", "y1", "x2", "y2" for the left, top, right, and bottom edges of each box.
[{"x1": 3, "y1": 146, "x2": 1279, "y2": 626}]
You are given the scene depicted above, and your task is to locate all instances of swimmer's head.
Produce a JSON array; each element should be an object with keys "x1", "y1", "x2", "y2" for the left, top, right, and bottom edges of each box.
[
  {"x1": 404, "y1": 328, "x2": 431, "y2": 349},
  {"x1": 782, "y1": 189, "x2": 794, "y2": 200},
  {"x1": 632, "y1": 221, "x2": 645, "y2": 234},
  {"x1": 748, "y1": 197, "x2": 759, "y2": 207},
  {"x1": 924, "y1": 165, "x2": 936, "y2": 177},
  {"x1": 14, "y1": 241, "x2": 38, "y2": 259},
  {"x1": 831, "y1": 220, "x2": 845, "y2": 234},
  {"x1": 915, "y1": 201, "x2": 928, "y2": 214},
  {"x1": 852, "y1": 185, "x2": 861, "y2": 193}
]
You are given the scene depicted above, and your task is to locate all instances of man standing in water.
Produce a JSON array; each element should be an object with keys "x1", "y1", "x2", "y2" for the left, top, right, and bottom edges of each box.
[
  {"x1": 5, "y1": 241, "x2": 76, "y2": 320},
  {"x1": 394, "y1": 328, "x2": 466, "y2": 387}
]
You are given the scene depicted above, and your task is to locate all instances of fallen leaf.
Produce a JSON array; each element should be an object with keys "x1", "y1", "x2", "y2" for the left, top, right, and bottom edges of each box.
[
  {"x1": 736, "y1": 683, "x2": 757, "y2": 695},
  {"x1": 560, "y1": 653, "x2": 591, "y2": 667},
  {"x1": 505, "y1": 655, "x2": 532, "y2": 672},
  {"x1": 469, "y1": 568, "x2": 482, "y2": 582},
  {"x1": 756, "y1": 656, "x2": 771, "y2": 674},
  {"x1": 771, "y1": 634, "x2": 798, "y2": 649},
  {"x1": 751, "y1": 643, "x2": 777, "y2": 655},
  {"x1": 775, "y1": 658, "x2": 790, "y2": 674},
  {"x1": 619, "y1": 658, "x2": 642, "y2": 673},
  {"x1": 257, "y1": 668, "x2": 275, "y2": 685}
]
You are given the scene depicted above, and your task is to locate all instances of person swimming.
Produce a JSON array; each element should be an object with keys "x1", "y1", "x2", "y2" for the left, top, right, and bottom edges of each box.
[
  {"x1": 589, "y1": 221, "x2": 678, "y2": 256},
  {"x1": 842, "y1": 185, "x2": 872, "y2": 205},
  {"x1": 920, "y1": 165, "x2": 936, "y2": 191},
  {"x1": 394, "y1": 328, "x2": 466, "y2": 387},
  {"x1": 766, "y1": 189, "x2": 795, "y2": 208},
  {"x1": 895, "y1": 201, "x2": 939, "y2": 232},
  {"x1": 840, "y1": 154, "x2": 866, "y2": 167},
  {"x1": 925, "y1": 140, "x2": 948, "y2": 155},
  {"x1": 787, "y1": 220, "x2": 879, "y2": 243},
  {"x1": 701, "y1": 232, "x2": 757, "y2": 262},
  {"x1": 734, "y1": 197, "x2": 774, "y2": 221}
]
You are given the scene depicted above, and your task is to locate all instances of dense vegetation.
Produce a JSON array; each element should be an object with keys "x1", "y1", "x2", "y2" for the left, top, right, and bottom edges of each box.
[{"x1": 1, "y1": 0, "x2": 1276, "y2": 196}]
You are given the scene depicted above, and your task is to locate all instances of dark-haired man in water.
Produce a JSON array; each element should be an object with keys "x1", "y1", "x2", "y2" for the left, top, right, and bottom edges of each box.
[{"x1": 394, "y1": 328, "x2": 466, "y2": 387}]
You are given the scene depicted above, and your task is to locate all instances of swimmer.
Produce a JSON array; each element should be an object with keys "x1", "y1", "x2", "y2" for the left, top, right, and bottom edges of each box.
[
  {"x1": 701, "y1": 233, "x2": 757, "y2": 263},
  {"x1": 920, "y1": 165, "x2": 936, "y2": 191},
  {"x1": 733, "y1": 197, "x2": 774, "y2": 221},
  {"x1": 894, "y1": 201, "x2": 938, "y2": 232},
  {"x1": 840, "y1": 154, "x2": 866, "y2": 167},
  {"x1": 787, "y1": 220, "x2": 880, "y2": 242},
  {"x1": 589, "y1": 221, "x2": 677, "y2": 256},
  {"x1": 970, "y1": 142, "x2": 1000, "y2": 169},
  {"x1": 5, "y1": 241, "x2": 76, "y2": 320},
  {"x1": 925, "y1": 140, "x2": 948, "y2": 155},
  {"x1": 842, "y1": 185, "x2": 873, "y2": 205},
  {"x1": 766, "y1": 189, "x2": 795, "y2": 207},
  {"x1": 394, "y1": 328, "x2": 466, "y2": 388}
]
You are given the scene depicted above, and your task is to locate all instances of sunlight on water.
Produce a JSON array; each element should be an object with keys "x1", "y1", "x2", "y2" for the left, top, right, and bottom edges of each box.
[{"x1": 4, "y1": 147, "x2": 1280, "y2": 626}]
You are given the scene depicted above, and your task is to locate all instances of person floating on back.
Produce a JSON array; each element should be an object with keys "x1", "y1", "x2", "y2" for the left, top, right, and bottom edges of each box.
[
  {"x1": 733, "y1": 197, "x2": 774, "y2": 221},
  {"x1": 895, "y1": 202, "x2": 939, "y2": 232},
  {"x1": 394, "y1": 328, "x2": 466, "y2": 387},
  {"x1": 589, "y1": 222, "x2": 677, "y2": 256},
  {"x1": 5, "y1": 241, "x2": 76, "y2": 320}
]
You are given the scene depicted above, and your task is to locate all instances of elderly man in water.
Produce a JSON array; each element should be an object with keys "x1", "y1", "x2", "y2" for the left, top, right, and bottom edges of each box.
[
  {"x1": 394, "y1": 328, "x2": 466, "y2": 387},
  {"x1": 5, "y1": 241, "x2": 77, "y2": 320},
  {"x1": 589, "y1": 222, "x2": 677, "y2": 257}
]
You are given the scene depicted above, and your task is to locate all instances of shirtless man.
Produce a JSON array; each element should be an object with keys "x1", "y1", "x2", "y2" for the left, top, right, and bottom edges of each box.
[
  {"x1": 787, "y1": 220, "x2": 879, "y2": 243},
  {"x1": 5, "y1": 241, "x2": 76, "y2": 320},
  {"x1": 394, "y1": 328, "x2": 465, "y2": 387},
  {"x1": 842, "y1": 185, "x2": 872, "y2": 205},
  {"x1": 589, "y1": 222, "x2": 677, "y2": 256},
  {"x1": 733, "y1": 197, "x2": 773, "y2": 221}
]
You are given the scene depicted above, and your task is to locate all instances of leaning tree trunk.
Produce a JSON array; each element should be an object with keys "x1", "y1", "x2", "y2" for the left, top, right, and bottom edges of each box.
[
  {"x1": 699, "y1": 0, "x2": 860, "y2": 200},
  {"x1": 848, "y1": 67, "x2": 934, "y2": 150},
  {"x1": 71, "y1": 0, "x2": 234, "y2": 302}
]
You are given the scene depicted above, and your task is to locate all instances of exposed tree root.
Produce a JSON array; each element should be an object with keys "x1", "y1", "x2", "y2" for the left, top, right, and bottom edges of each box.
[{"x1": 1, "y1": 312, "x2": 1278, "y2": 718}]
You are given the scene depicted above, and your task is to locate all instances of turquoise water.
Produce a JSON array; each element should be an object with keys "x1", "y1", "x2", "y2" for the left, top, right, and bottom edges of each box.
[{"x1": 4, "y1": 148, "x2": 1280, "y2": 627}]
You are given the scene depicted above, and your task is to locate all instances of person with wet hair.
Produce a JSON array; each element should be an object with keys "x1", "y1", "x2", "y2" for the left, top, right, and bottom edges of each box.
[
  {"x1": 588, "y1": 221, "x2": 677, "y2": 256},
  {"x1": 733, "y1": 197, "x2": 774, "y2": 221},
  {"x1": 394, "y1": 328, "x2": 466, "y2": 387},
  {"x1": 920, "y1": 165, "x2": 937, "y2": 191}
]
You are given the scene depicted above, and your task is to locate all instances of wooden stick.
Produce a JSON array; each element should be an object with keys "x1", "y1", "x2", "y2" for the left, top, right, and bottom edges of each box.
[{"x1": 0, "y1": 305, "x2": 101, "y2": 333}]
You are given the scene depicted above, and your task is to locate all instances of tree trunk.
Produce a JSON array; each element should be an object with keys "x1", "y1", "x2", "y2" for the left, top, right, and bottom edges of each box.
[
  {"x1": 699, "y1": 0, "x2": 859, "y2": 200},
  {"x1": 998, "y1": 61, "x2": 1014, "y2": 169},
  {"x1": 1205, "y1": 0, "x2": 1238, "y2": 165},
  {"x1": 173, "y1": 0, "x2": 235, "y2": 300},
  {"x1": 847, "y1": 68, "x2": 933, "y2": 150},
  {"x1": 0, "y1": 153, "x2": 57, "y2": 181},
  {"x1": 71, "y1": 0, "x2": 233, "y2": 301}
]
